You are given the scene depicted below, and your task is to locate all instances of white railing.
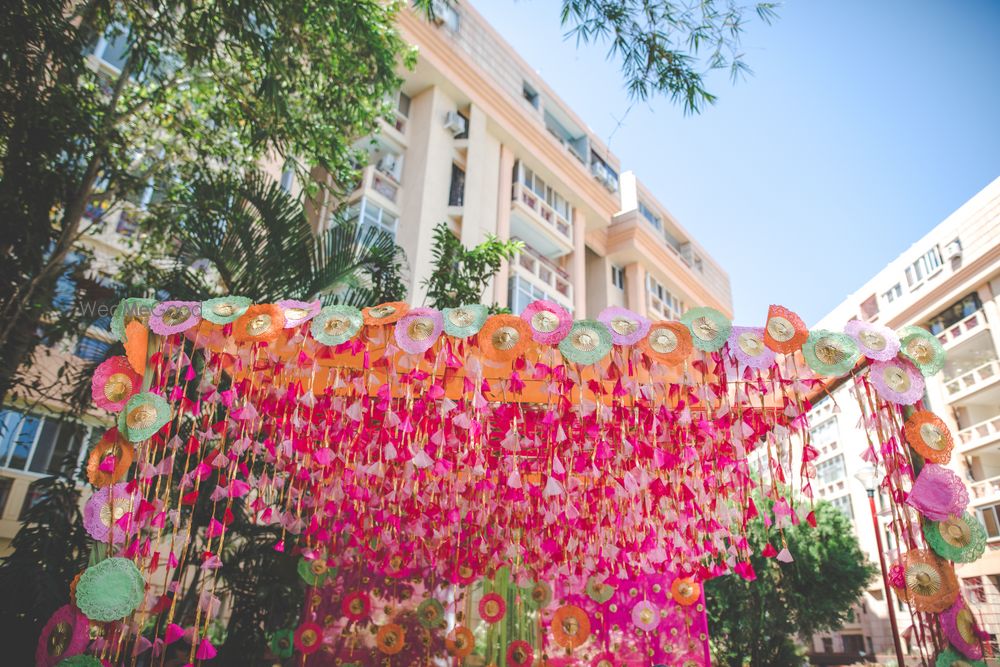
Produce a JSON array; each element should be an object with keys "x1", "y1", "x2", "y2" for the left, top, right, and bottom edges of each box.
[
  {"x1": 945, "y1": 360, "x2": 1000, "y2": 399},
  {"x1": 958, "y1": 416, "x2": 1000, "y2": 449},
  {"x1": 354, "y1": 165, "x2": 401, "y2": 205},
  {"x1": 937, "y1": 310, "x2": 988, "y2": 348},
  {"x1": 513, "y1": 247, "x2": 572, "y2": 304},
  {"x1": 511, "y1": 182, "x2": 572, "y2": 242},
  {"x1": 970, "y1": 474, "x2": 1000, "y2": 502}
]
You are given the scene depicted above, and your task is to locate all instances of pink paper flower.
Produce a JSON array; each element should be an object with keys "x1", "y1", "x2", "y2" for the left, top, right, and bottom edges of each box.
[
  {"x1": 870, "y1": 358, "x2": 925, "y2": 405},
  {"x1": 906, "y1": 464, "x2": 969, "y2": 521},
  {"x1": 845, "y1": 319, "x2": 900, "y2": 361},
  {"x1": 521, "y1": 300, "x2": 572, "y2": 344},
  {"x1": 598, "y1": 306, "x2": 650, "y2": 345},
  {"x1": 91, "y1": 356, "x2": 142, "y2": 411},
  {"x1": 395, "y1": 307, "x2": 443, "y2": 355},
  {"x1": 149, "y1": 300, "x2": 201, "y2": 335}
]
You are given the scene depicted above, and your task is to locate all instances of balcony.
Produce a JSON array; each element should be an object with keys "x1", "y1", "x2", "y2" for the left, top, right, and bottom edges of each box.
[
  {"x1": 511, "y1": 241, "x2": 573, "y2": 308},
  {"x1": 970, "y1": 474, "x2": 1000, "y2": 506},
  {"x1": 937, "y1": 310, "x2": 989, "y2": 350},
  {"x1": 510, "y1": 182, "x2": 573, "y2": 257},
  {"x1": 958, "y1": 416, "x2": 1000, "y2": 453},
  {"x1": 945, "y1": 360, "x2": 1000, "y2": 402},
  {"x1": 351, "y1": 164, "x2": 401, "y2": 208}
]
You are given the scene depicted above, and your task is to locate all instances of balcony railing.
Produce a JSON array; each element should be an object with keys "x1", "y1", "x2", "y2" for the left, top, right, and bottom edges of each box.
[
  {"x1": 970, "y1": 474, "x2": 1000, "y2": 503},
  {"x1": 937, "y1": 310, "x2": 988, "y2": 348},
  {"x1": 512, "y1": 241, "x2": 572, "y2": 304},
  {"x1": 945, "y1": 360, "x2": 1000, "y2": 400},
  {"x1": 958, "y1": 416, "x2": 1000, "y2": 450},
  {"x1": 353, "y1": 165, "x2": 401, "y2": 205},
  {"x1": 511, "y1": 182, "x2": 572, "y2": 242}
]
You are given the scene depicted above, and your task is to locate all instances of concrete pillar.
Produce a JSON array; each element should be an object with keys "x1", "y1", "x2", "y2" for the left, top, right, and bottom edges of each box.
[
  {"x1": 625, "y1": 263, "x2": 647, "y2": 317},
  {"x1": 572, "y1": 207, "x2": 586, "y2": 316},
  {"x1": 398, "y1": 85, "x2": 455, "y2": 303},
  {"x1": 493, "y1": 144, "x2": 514, "y2": 308},
  {"x1": 460, "y1": 104, "x2": 499, "y2": 247}
]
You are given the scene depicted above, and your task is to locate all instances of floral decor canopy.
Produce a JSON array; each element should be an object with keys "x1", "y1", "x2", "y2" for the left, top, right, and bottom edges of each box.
[{"x1": 47, "y1": 297, "x2": 983, "y2": 666}]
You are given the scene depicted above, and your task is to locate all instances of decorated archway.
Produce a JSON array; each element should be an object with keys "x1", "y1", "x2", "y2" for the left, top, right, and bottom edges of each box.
[{"x1": 40, "y1": 298, "x2": 983, "y2": 667}]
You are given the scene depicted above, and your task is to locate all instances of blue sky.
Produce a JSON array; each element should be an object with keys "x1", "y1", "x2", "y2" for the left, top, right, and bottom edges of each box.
[{"x1": 475, "y1": 0, "x2": 1000, "y2": 324}]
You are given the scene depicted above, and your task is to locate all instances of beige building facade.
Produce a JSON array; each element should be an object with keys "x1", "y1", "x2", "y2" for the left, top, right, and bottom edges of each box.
[
  {"x1": 806, "y1": 176, "x2": 1000, "y2": 665},
  {"x1": 0, "y1": 2, "x2": 731, "y2": 555}
]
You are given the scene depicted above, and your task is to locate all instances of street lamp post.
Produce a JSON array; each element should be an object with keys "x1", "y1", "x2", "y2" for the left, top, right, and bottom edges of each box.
[{"x1": 854, "y1": 464, "x2": 907, "y2": 667}]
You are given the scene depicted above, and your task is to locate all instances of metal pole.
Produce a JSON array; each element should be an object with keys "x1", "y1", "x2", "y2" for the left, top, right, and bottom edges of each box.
[{"x1": 868, "y1": 491, "x2": 907, "y2": 666}]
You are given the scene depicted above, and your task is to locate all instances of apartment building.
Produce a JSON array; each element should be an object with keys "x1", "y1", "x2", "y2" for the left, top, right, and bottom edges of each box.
[
  {"x1": 0, "y1": 2, "x2": 732, "y2": 555},
  {"x1": 805, "y1": 176, "x2": 1000, "y2": 665}
]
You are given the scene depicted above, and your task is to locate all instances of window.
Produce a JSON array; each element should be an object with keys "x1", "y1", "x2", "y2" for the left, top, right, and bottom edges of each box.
[
  {"x1": 590, "y1": 151, "x2": 618, "y2": 192},
  {"x1": 638, "y1": 202, "x2": 662, "y2": 231},
  {"x1": 344, "y1": 198, "x2": 398, "y2": 239},
  {"x1": 829, "y1": 494, "x2": 854, "y2": 521},
  {"x1": 522, "y1": 82, "x2": 539, "y2": 109},
  {"x1": 859, "y1": 294, "x2": 879, "y2": 321},
  {"x1": 978, "y1": 504, "x2": 1000, "y2": 539},
  {"x1": 645, "y1": 275, "x2": 684, "y2": 320},
  {"x1": 822, "y1": 637, "x2": 834, "y2": 654},
  {"x1": 280, "y1": 164, "x2": 295, "y2": 193},
  {"x1": 611, "y1": 265, "x2": 625, "y2": 291},
  {"x1": 426, "y1": 0, "x2": 460, "y2": 30},
  {"x1": 906, "y1": 245, "x2": 943, "y2": 287},
  {"x1": 882, "y1": 283, "x2": 902, "y2": 304},
  {"x1": 815, "y1": 454, "x2": 846, "y2": 486},
  {"x1": 88, "y1": 26, "x2": 130, "y2": 71},
  {"x1": 0, "y1": 409, "x2": 90, "y2": 476},
  {"x1": 448, "y1": 163, "x2": 465, "y2": 207},
  {"x1": 396, "y1": 92, "x2": 411, "y2": 118},
  {"x1": 0, "y1": 477, "x2": 12, "y2": 517},
  {"x1": 810, "y1": 418, "x2": 839, "y2": 449},
  {"x1": 928, "y1": 292, "x2": 982, "y2": 334},
  {"x1": 514, "y1": 162, "x2": 572, "y2": 221}
]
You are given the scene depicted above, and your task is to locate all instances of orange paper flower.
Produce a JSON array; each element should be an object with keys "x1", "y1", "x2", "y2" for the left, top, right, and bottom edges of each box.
[
  {"x1": 901, "y1": 549, "x2": 959, "y2": 613},
  {"x1": 363, "y1": 301, "x2": 409, "y2": 326},
  {"x1": 234, "y1": 304, "x2": 285, "y2": 343},
  {"x1": 446, "y1": 626, "x2": 475, "y2": 657},
  {"x1": 904, "y1": 411, "x2": 953, "y2": 464},
  {"x1": 551, "y1": 605, "x2": 591, "y2": 649},
  {"x1": 86, "y1": 429, "x2": 135, "y2": 488},
  {"x1": 124, "y1": 321, "x2": 148, "y2": 375},
  {"x1": 763, "y1": 305, "x2": 808, "y2": 354},
  {"x1": 640, "y1": 322, "x2": 692, "y2": 365},
  {"x1": 375, "y1": 623, "x2": 405, "y2": 655},
  {"x1": 671, "y1": 577, "x2": 701, "y2": 606},
  {"x1": 478, "y1": 314, "x2": 531, "y2": 361}
]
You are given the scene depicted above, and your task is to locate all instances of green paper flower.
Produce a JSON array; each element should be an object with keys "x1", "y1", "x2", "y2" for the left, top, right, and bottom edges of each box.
[
  {"x1": 111, "y1": 298, "x2": 156, "y2": 341},
  {"x1": 297, "y1": 556, "x2": 333, "y2": 586},
  {"x1": 586, "y1": 576, "x2": 615, "y2": 603},
  {"x1": 117, "y1": 392, "x2": 171, "y2": 442},
  {"x1": 680, "y1": 307, "x2": 732, "y2": 352},
  {"x1": 201, "y1": 296, "x2": 252, "y2": 325},
  {"x1": 75, "y1": 557, "x2": 144, "y2": 622},
  {"x1": 899, "y1": 325, "x2": 946, "y2": 376},
  {"x1": 57, "y1": 657, "x2": 103, "y2": 667},
  {"x1": 416, "y1": 598, "x2": 446, "y2": 629},
  {"x1": 559, "y1": 320, "x2": 613, "y2": 365},
  {"x1": 311, "y1": 305, "x2": 363, "y2": 345},
  {"x1": 442, "y1": 304, "x2": 488, "y2": 338},
  {"x1": 803, "y1": 330, "x2": 860, "y2": 377},
  {"x1": 924, "y1": 512, "x2": 986, "y2": 563},
  {"x1": 270, "y1": 628, "x2": 295, "y2": 658},
  {"x1": 935, "y1": 648, "x2": 985, "y2": 667},
  {"x1": 522, "y1": 580, "x2": 553, "y2": 609}
]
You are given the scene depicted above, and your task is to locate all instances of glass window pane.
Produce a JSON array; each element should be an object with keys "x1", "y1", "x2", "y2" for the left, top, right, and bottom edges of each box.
[
  {"x1": 8, "y1": 414, "x2": 40, "y2": 470},
  {"x1": 981, "y1": 508, "x2": 999, "y2": 538},
  {"x1": 28, "y1": 419, "x2": 61, "y2": 473},
  {"x1": 0, "y1": 410, "x2": 20, "y2": 464}
]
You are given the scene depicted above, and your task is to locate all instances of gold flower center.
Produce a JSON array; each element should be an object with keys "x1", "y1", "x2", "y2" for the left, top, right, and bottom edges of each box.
[
  {"x1": 48, "y1": 621, "x2": 72, "y2": 656},
  {"x1": 408, "y1": 318, "x2": 435, "y2": 341},
  {"x1": 639, "y1": 607, "x2": 654, "y2": 624},
  {"x1": 126, "y1": 404, "x2": 158, "y2": 430},
  {"x1": 483, "y1": 600, "x2": 500, "y2": 617},
  {"x1": 300, "y1": 629, "x2": 317, "y2": 647},
  {"x1": 449, "y1": 308, "x2": 473, "y2": 327},
  {"x1": 907, "y1": 339, "x2": 934, "y2": 364},
  {"x1": 310, "y1": 561, "x2": 327, "y2": 575},
  {"x1": 247, "y1": 314, "x2": 272, "y2": 336},
  {"x1": 213, "y1": 302, "x2": 234, "y2": 317},
  {"x1": 943, "y1": 519, "x2": 971, "y2": 547},
  {"x1": 349, "y1": 597, "x2": 365, "y2": 615},
  {"x1": 561, "y1": 617, "x2": 580, "y2": 635},
  {"x1": 370, "y1": 305, "x2": 395, "y2": 319},
  {"x1": 651, "y1": 329, "x2": 678, "y2": 354},
  {"x1": 574, "y1": 331, "x2": 597, "y2": 351},
  {"x1": 531, "y1": 310, "x2": 559, "y2": 333},
  {"x1": 815, "y1": 340, "x2": 846, "y2": 365},
  {"x1": 884, "y1": 366, "x2": 911, "y2": 392},
  {"x1": 162, "y1": 306, "x2": 190, "y2": 326},
  {"x1": 104, "y1": 373, "x2": 133, "y2": 402},
  {"x1": 957, "y1": 608, "x2": 976, "y2": 644},
  {"x1": 100, "y1": 495, "x2": 134, "y2": 528},
  {"x1": 738, "y1": 331, "x2": 764, "y2": 356},
  {"x1": 692, "y1": 316, "x2": 718, "y2": 341},
  {"x1": 859, "y1": 329, "x2": 887, "y2": 351},
  {"x1": 611, "y1": 317, "x2": 637, "y2": 335},
  {"x1": 324, "y1": 317, "x2": 350, "y2": 335},
  {"x1": 767, "y1": 316, "x2": 794, "y2": 342},
  {"x1": 920, "y1": 423, "x2": 944, "y2": 449},
  {"x1": 492, "y1": 326, "x2": 520, "y2": 350}
]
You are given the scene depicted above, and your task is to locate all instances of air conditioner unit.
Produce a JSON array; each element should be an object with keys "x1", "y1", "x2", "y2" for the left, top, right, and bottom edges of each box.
[
  {"x1": 590, "y1": 161, "x2": 605, "y2": 180},
  {"x1": 944, "y1": 239, "x2": 963, "y2": 260},
  {"x1": 430, "y1": 0, "x2": 448, "y2": 24},
  {"x1": 377, "y1": 154, "x2": 399, "y2": 177},
  {"x1": 604, "y1": 173, "x2": 619, "y2": 192},
  {"x1": 443, "y1": 111, "x2": 467, "y2": 136}
]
